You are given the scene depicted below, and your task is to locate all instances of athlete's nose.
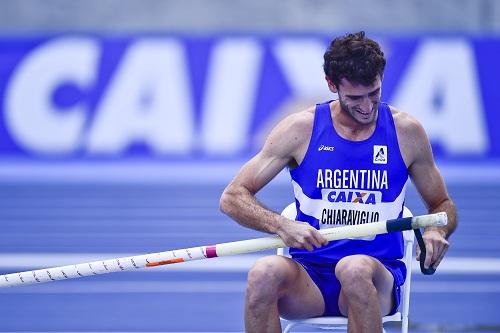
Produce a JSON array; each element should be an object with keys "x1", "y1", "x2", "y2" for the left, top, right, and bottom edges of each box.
[{"x1": 360, "y1": 96, "x2": 374, "y2": 112}]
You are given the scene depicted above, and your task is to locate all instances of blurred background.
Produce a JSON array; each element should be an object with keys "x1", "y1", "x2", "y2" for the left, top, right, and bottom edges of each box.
[{"x1": 0, "y1": 0, "x2": 499, "y2": 332}]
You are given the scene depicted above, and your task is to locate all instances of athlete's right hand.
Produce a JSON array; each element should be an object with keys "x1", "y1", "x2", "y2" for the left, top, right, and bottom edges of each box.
[{"x1": 276, "y1": 219, "x2": 329, "y2": 251}]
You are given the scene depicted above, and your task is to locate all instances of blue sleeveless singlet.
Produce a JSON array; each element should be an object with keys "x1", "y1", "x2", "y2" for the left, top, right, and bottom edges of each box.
[{"x1": 289, "y1": 101, "x2": 409, "y2": 263}]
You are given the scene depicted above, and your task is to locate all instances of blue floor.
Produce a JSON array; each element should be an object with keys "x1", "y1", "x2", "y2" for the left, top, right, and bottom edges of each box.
[{"x1": 0, "y1": 182, "x2": 499, "y2": 332}]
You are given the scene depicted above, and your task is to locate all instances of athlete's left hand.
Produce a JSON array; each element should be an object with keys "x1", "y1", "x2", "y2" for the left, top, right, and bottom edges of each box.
[{"x1": 416, "y1": 228, "x2": 449, "y2": 270}]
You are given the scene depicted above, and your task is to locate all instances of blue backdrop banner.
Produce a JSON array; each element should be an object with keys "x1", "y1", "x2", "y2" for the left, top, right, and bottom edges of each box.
[{"x1": 0, "y1": 35, "x2": 498, "y2": 160}]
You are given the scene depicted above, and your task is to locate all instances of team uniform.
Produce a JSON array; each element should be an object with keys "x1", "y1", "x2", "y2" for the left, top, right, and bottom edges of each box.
[{"x1": 289, "y1": 100, "x2": 409, "y2": 316}]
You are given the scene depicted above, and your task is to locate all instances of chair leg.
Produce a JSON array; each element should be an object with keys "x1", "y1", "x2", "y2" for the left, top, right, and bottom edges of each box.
[{"x1": 402, "y1": 317, "x2": 409, "y2": 333}]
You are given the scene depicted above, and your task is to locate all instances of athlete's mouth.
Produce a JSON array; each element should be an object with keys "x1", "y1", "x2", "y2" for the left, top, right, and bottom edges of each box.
[{"x1": 356, "y1": 109, "x2": 371, "y2": 116}]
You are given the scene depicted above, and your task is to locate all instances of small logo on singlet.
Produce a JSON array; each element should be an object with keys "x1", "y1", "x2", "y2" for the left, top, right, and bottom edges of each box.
[
  {"x1": 318, "y1": 145, "x2": 335, "y2": 152},
  {"x1": 373, "y1": 145, "x2": 387, "y2": 164}
]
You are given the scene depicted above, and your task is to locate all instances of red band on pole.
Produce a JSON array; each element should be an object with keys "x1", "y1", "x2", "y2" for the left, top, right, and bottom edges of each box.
[{"x1": 145, "y1": 258, "x2": 184, "y2": 267}]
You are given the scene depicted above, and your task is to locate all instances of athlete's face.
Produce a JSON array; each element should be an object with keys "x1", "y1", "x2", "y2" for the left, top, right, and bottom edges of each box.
[{"x1": 336, "y1": 77, "x2": 382, "y2": 126}]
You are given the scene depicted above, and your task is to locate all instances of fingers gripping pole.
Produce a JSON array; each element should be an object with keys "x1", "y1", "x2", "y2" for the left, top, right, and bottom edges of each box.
[{"x1": 0, "y1": 212, "x2": 447, "y2": 288}]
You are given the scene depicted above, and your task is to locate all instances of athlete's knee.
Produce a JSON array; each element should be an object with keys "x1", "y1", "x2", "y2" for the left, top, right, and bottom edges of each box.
[
  {"x1": 246, "y1": 256, "x2": 289, "y2": 302},
  {"x1": 335, "y1": 255, "x2": 376, "y2": 299}
]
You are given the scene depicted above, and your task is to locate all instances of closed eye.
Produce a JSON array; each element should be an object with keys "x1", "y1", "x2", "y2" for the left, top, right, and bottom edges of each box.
[
  {"x1": 345, "y1": 87, "x2": 380, "y2": 100},
  {"x1": 369, "y1": 88, "x2": 381, "y2": 97}
]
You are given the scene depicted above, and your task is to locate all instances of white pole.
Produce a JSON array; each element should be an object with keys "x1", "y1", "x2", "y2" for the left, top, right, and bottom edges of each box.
[{"x1": 0, "y1": 212, "x2": 446, "y2": 288}]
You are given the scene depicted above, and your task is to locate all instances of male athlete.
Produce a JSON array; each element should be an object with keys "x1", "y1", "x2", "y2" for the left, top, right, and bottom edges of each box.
[{"x1": 220, "y1": 32, "x2": 457, "y2": 333}]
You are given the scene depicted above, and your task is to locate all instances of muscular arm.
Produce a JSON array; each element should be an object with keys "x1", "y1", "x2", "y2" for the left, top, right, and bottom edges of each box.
[
  {"x1": 397, "y1": 112, "x2": 457, "y2": 269},
  {"x1": 220, "y1": 144, "x2": 290, "y2": 235},
  {"x1": 410, "y1": 142, "x2": 457, "y2": 238},
  {"x1": 220, "y1": 111, "x2": 328, "y2": 251}
]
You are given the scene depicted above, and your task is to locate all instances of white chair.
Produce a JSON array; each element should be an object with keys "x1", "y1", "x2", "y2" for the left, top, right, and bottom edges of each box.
[{"x1": 278, "y1": 203, "x2": 414, "y2": 333}]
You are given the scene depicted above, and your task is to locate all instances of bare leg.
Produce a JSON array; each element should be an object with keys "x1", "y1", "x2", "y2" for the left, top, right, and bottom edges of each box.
[
  {"x1": 335, "y1": 255, "x2": 395, "y2": 333},
  {"x1": 245, "y1": 255, "x2": 325, "y2": 333}
]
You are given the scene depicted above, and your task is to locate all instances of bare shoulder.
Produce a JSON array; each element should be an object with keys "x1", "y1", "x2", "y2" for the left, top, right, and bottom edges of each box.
[
  {"x1": 389, "y1": 105, "x2": 431, "y2": 166},
  {"x1": 262, "y1": 106, "x2": 316, "y2": 165},
  {"x1": 390, "y1": 106, "x2": 425, "y2": 135},
  {"x1": 266, "y1": 106, "x2": 315, "y2": 147},
  {"x1": 276, "y1": 105, "x2": 314, "y2": 130}
]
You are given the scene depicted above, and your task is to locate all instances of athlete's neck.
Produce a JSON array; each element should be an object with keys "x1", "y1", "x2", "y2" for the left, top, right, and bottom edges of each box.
[{"x1": 330, "y1": 101, "x2": 378, "y2": 141}]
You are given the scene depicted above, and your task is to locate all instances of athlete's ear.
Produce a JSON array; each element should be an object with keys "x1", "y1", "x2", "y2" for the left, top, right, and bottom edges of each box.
[{"x1": 325, "y1": 76, "x2": 338, "y2": 93}]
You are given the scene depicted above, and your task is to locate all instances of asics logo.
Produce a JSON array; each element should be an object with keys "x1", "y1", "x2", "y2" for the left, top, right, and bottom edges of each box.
[{"x1": 318, "y1": 145, "x2": 335, "y2": 151}]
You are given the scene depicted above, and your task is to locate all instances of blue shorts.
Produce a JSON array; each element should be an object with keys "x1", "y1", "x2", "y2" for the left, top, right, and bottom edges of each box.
[{"x1": 294, "y1": 258, "x2": 406, "y2": 317}]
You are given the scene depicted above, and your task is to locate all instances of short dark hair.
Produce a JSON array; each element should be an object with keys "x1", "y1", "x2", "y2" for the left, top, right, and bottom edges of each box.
[{"x1": 323, "y1": 31, "x2": 386, "y2": 87}]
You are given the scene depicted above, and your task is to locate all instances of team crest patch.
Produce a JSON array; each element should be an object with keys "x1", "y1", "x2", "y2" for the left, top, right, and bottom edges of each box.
[{"x1": 373, "y1": 145, "x2": 387, "y2": 164}]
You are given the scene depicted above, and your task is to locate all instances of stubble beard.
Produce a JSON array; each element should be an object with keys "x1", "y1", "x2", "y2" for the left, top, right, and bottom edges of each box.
[{"x1": 339, "y1": 97, "x2": 378, "y2": 126}]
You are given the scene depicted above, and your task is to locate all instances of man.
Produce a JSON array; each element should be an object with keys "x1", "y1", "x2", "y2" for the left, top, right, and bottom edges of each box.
[{"x1": 219, "y1": 31, "x2": 457, "y2": 333}]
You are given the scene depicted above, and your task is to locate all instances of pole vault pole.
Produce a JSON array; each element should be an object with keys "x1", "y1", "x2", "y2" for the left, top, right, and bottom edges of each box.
[{"x1": 0, "y1": 212, "x2": 447, "y2": 288}]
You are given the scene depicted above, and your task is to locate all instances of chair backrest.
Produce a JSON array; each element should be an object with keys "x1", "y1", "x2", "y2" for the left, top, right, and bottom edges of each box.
[{"x1": 279, "y1": 203, "x2": 414, "y2": 333}]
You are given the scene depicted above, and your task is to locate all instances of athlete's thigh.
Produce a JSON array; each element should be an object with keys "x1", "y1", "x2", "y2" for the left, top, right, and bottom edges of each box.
[
  {"x1": 337, "y1": 255, "x2": 394, "y2": 316},
  {"x1": 276, "y1": 256, "x2": 325, "y2": 319}
]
